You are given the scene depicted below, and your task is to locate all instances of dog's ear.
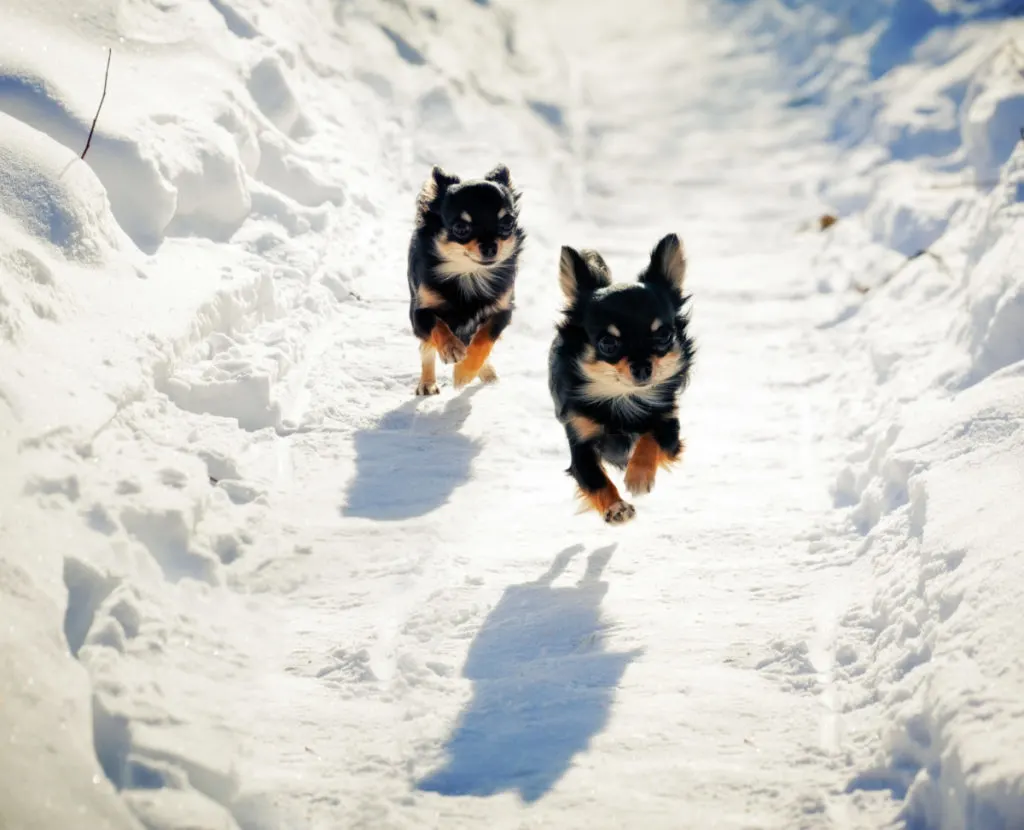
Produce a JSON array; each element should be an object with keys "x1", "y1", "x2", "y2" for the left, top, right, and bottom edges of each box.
[
  {"x1": 485, "y1": 163, "x2": 521, "y2": 207},
  {"x1": 579, "y1": 249, "x2": 611, "y2": 285},
  {"x1": 484, "y1": 164, "x2": 511, "y2": 187},
  {"x1": 559, "y1": 245, "x2": 612, "y2": 304},
  {"x1": 432, "y1": 165, "x2": 461, "y2": 192},
  {"x1": 641, "y1": 233, "x2": 686, "y2": 295},
  {"x1": 416, "y1": 165, "x2": 461, "y2": 227}
]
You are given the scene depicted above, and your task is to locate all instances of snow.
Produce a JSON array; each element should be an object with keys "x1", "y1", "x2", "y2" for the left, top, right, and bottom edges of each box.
[{"x1": 1, "y1": 0, "x2": 1023, "y2": 828}]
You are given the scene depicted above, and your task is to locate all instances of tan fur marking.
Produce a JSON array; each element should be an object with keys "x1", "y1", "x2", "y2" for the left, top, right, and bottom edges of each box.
[
  {"x1": 658, "y1": 234, "x2": 687, "y2": 291},
  {"x1": 429, "y1": 320, "x2": 466, "y2": 363},
  {"x1": 416, "y1": 341, "x2": 438, "y2": 394},
  {"x1": 651, "y1": 320, "x2": 662, "y2": 332},
  {"x1": 577, "y1": 481, "x2": 622, "y2": 515},
  {"x1": 415, "y1": 176, "x2": 437, "y2": 228},
  {"x1": 460, "y1": 211, "x2": 472, "y2": 222},
  {"x1": 614, "y1": 357, "x2": 633, "y2": 382},
  {"x1": 577, "y1": 358, "x2": 640, "y2": 405},
  {"x1": 493, "y1": 286, "x2": 514, "y2": 312},
  {"x1": 651, "y1": 348, "x2": 683, "y2": 384},
  {"x1": 558, "y1": 247, "x2": 578, "y2": 302},
  {"x1": 453, "y1": 320, "x2": 498, "y2": 388},
  {"x1": 625, "y1": 434, "x2": 660, "y2": 495},
  {"x1": 625, "y1": 433, "x2": 683, "y2": 495},
  {"x1": 434, "y1": 238, "x2": 507, "y2": 282},
  {"x1": 608, "y1": 324, "x2": 621, "y2": 337},
  {"x1": 567, "y1": 412, "x2": 603, "y2": 442},
  {"x1": 417, "y1": 284, "x2": 445, "y2": 309},
  {"x1": 496, "y1": 235, "x2": 517, "y2": 260}
]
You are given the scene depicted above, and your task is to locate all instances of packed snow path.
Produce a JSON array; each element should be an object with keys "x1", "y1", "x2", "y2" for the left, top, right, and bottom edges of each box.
[
  {"x1": 10, "y1": 0, "x2": 1023, "y2": 828},
  {"x1": 212, "y1": 3, "x2": 860, "y2": 826}
]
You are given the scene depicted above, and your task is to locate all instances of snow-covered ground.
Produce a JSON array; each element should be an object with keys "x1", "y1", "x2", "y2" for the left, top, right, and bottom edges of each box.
[{"x1": 1, "y1": 0, "x2": 1023, "y2": 827}]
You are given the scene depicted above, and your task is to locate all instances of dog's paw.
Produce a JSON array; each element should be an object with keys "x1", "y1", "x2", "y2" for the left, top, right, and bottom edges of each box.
[
  {"x1": 624, "y1": 465, "x2": 656, "y2": 496},
  {"x1": 437, "y1": 337, "x2": 467, "y2": 365},
  {"x1": 452, "y1": 361, "x2": 477, "y2": 389},
  {"x1": 603, "y1": 500, "x2": 636, "y2": 525},
  {"x1": 477, "y1": 363, "x2": 498, "y2": 384},
  {"x1": 415, "y1": 381, "x2": 440, "y2": 396}
]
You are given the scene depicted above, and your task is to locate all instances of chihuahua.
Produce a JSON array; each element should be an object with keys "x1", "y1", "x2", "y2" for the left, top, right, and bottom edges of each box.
[
  {"x1": 548, "y1": 234, "x2": 695, "y2": 524},
  {"x1": 407, "y1": 164, "x2": 525, "y2": 395}
]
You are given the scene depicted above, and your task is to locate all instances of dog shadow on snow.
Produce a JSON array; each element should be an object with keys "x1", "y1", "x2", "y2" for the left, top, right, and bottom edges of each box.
[
  {"x1": 417, "y1": 544, "x2": 644, "y2": 804},
  {"x1": 341, "y1": 387, "x2": 483, "y2": 520}
]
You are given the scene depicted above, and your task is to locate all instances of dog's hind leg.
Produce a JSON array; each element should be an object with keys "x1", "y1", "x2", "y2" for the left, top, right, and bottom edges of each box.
[
  {"x1": 477, "y1": 362, "x2": 498, "y2": 384},
  {"x1": 567, "y1": 431, "x2": 636, "y2": 525},
  {"x1": 416, "y1": 341, "x2": 440, "y2": 396}
]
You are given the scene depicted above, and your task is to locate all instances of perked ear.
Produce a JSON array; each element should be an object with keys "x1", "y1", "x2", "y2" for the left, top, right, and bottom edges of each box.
[
  {"x1": 559, "y1": 245, "x2": 612, "y2": 304},
  {"x1": 484, "y1": 164, "x2": 511, "y2": 187},
  {"x1": 431, "y1": 165, "x2": 461, "y2": 193},
  {"x1": 416, "y1": 165, "x2": 461, "y2": 227},
  {"x1": 485, "y1": 163, "x2": 521, "y2": 207},
  {"x1": 642, "y1": 233, "x2": 686, "y2": 294}
]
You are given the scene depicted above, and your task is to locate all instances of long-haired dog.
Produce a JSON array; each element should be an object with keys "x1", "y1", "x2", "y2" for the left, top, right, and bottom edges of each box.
[
  {"x1": 407, "y1": 164, "x2": 525, "y2": 395},
  {"x1": 548, "y1": 234, "x2": 695, "y2": 524}
]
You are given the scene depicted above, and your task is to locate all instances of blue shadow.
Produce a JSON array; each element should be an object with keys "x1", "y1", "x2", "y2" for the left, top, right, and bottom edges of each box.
[
  {"x1": 417, "y1": 544, "x2": 643, "y2": 803},
  {"x1": 341, "y1": 388, "x2": 482, "y2": 520}
]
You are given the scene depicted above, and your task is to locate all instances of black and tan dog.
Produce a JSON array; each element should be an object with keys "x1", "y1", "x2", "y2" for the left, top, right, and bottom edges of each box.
[
  {"x1": 548, "y1": 234, "x2": 695, "y2": 524},
  {"x1": 407, "y1": 164, "x2": 525, "y2": 395}
]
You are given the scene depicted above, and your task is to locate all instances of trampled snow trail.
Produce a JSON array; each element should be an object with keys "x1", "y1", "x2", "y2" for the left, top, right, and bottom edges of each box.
[
  {"x1": 7, "y1": 0, "x2": 1024, "y2": 826},
  {"x1": 200, "y1": 3, "x2": 876, "y2": 827}
]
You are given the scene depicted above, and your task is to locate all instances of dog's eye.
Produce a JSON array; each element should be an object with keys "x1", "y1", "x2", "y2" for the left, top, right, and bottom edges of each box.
[
  {"x1": 497, "y1": 216, "x2": 514, "y2": 236},
  {"x1": 450, "y1": 221, "x2": 472, "y2": 240},
  {"x1": 653, "y1": 326, "x2": 673, "y2": 347},
  {"x1": 597, "y1": 334, "x2": 620, "y2": 357}
]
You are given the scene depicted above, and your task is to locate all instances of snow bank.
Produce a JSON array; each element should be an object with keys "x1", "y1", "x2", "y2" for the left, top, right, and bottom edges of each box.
[
  {"x1": 1, "y1": 0, "x2": 571, "y2": 828},
  {"x1": 827, "y1": 160, "x2": 1024, "y2": 826},
  {"x1": 0, "y1": 22, "x2": 176, "y2": 248},
  {"x1": 723, "y1": 1, "x2": 1024, "y2": 826}
]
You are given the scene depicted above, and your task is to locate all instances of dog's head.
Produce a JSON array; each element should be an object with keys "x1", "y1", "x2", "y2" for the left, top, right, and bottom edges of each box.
[
  {"x1": 559, "y1": 233, "x2": 690, "y2": 390},
  {"x1": 416, "y1": 164, "x2": 523, "y2": 275}
]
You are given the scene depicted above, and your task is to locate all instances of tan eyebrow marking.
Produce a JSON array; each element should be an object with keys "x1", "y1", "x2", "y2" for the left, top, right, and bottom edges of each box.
[
  {"x1": 497, "y1": 208, "x2": 507, "y2": 219},
  {"x1": 651, "y1": 320, "x2": 662, "y2": 332},
  {"x1": 460, "y1": 212, "x2": 472, "y2": 222},
  {"x1": 607, "y1": 325, "x2": 621, "y2": 337}
]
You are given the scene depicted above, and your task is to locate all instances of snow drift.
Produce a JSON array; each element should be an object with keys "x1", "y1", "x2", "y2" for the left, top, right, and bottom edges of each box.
[{"x1": 718, "y1": 1, "x2": 1024, "y2": 826}]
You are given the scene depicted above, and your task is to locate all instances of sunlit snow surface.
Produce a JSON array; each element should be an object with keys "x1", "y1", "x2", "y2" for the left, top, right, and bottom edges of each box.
[{"x1": 1, "y1": 0, "x2": 1023, "y2": 828}]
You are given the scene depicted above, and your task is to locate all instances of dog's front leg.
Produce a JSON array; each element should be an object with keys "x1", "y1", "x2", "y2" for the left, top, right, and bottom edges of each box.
[
  {"x1": 624, "y1": 415, "x2": 684, "y2": 496},
  {"x1": 411, "y1": 308, "x2": 466, "y2": 395},
  {"x1": 453, "y1": 309, "x2": 511, "y2": 388},
  {"x1": 652, "y1": 411, "x2": 684, "y2": 463},
  {"x1": 413, "y1": 308, "x2": 466, "y2": 365},
  {"x1": 567, "y1": 430, "x2": 635, "y2": 525}
]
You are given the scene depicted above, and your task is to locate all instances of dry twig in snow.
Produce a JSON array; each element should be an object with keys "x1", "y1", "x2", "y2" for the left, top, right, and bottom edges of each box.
[{"x1": 81, "y1": 48, "x2": 113, "y2": 160}]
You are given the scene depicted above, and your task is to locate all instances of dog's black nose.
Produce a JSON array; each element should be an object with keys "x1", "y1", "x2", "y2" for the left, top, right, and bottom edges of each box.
[
  {"x1": 479, "y1": 241, "x2": 498, "y2": 259},
  {"x1": 631, "y1": 361, "x2": 652, "y2": 383}
]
